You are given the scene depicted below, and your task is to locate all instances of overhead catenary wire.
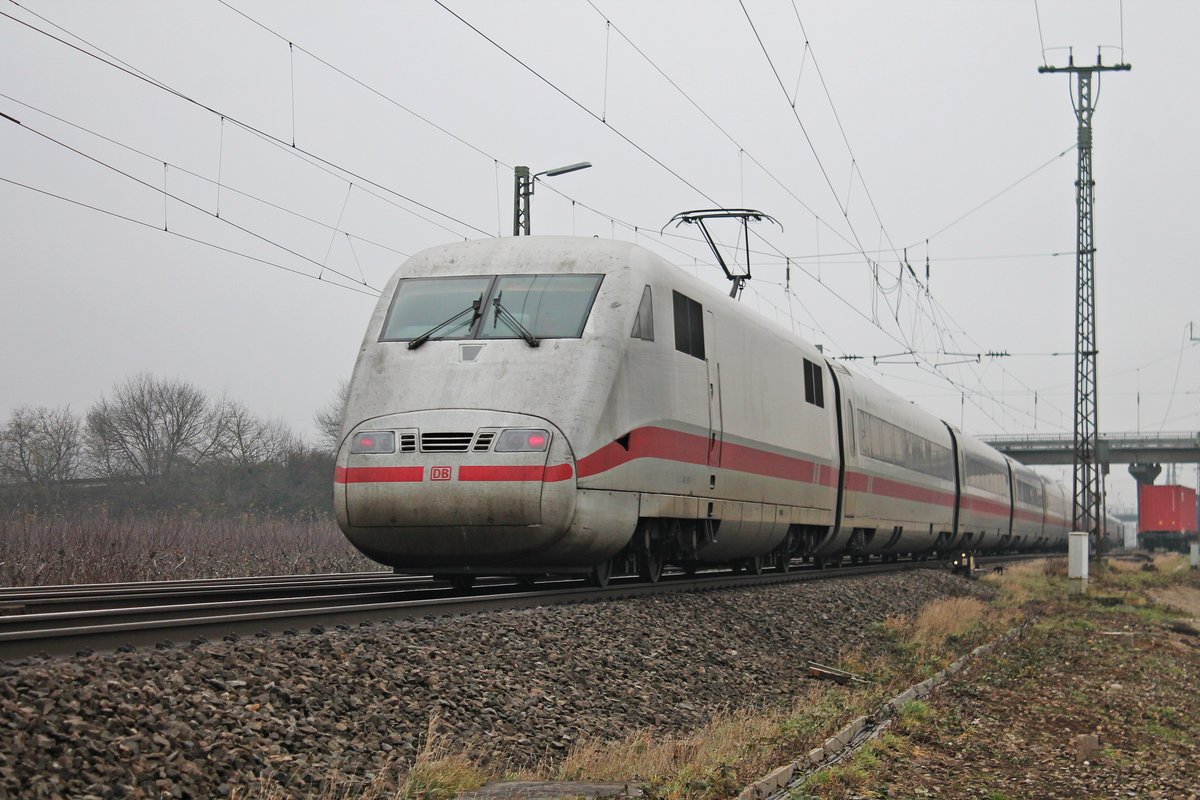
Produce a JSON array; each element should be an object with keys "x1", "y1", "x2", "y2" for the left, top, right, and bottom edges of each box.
[
  {"x1": 216, "y1": 0, "x2": 741, "y2": 282},
  {"x1": 908, "y1": 143, "x2": 1077, "y2": 248},
  {"x1": 582, "y1": 1, "x2": 841, "y2": 240},
  {"x1": 436, "y1": 0, "x2": 926, "y2": 370},
  {"x1": 0, "y1": 175, "x2": 379, "y2": 298},
  {"x1": 0, "y1": 5, "x2": 495, "y2": 240},
  {"x1": 1033, "y1": 0, "x2": 1048, "y2": 67},
  {"x1": 736, "y1": 2, "x2": 925, "y2": 354},
  {"x1": 216, "y1": 0, "x2": 501, "y2": 166},
  {"x1": 0, "y1": 91, "x2": 413, "y2": 259},
  {"x1": 3, "y1": 112, "x2": 378, "y2": 290},
  {"x1": 2, "y1": 89, "x2": 412, "y2": 260},
  {"x1": 735, "y1": 0, "x2": 1086, "y2": 430},
  {"x1": 431, "y1": 0, "x2": 719, "y2": 208}
]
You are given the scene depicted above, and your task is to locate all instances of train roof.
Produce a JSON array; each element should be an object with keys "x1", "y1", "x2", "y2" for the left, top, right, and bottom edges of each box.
[{"x1": 390, "y1": 236, "x2": 655, "y2": 281}]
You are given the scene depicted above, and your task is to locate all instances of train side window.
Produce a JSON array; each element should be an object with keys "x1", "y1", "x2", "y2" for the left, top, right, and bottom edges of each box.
[
  {"x1": 672, "y1": 291, "x2": 704, "y2": 359},
  {"x1": 631, "y1": 286, "x2": 655, "y2": 341},
  {"x1": 802, "y1": 359, "x2": 824, "y2": 407}
]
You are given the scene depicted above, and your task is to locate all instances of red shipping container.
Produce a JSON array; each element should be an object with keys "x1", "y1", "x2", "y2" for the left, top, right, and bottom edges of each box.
[{"x1": 1138, "y1": 484, "x2": 1198, "y2": 534}]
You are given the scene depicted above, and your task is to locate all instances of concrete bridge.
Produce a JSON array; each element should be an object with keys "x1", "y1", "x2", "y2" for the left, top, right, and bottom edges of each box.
[{"x1": 981, "y1": 432, "x2": 1200, "y2": 468}]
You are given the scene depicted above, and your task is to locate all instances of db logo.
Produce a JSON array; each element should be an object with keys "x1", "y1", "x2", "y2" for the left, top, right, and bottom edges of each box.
[{"x1": 430, "y1": 466, "x2": 452, "y2": 481}]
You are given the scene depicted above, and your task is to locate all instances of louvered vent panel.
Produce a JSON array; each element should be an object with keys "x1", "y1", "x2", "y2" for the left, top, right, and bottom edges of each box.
[
  {"x1": 472, "y1": 431, "x2": 497, "y2": 452},
  {"x1": 421, "y1": 432, "x2": 473, "y2": 452},
  {"x1": 398, "y1": 433, "x2": 417, "y2": 453}
]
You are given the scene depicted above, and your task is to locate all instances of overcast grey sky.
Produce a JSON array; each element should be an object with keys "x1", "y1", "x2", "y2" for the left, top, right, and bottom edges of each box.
[{"x1": 2, "y1": 1, "x2": 1197, "y2": 509}]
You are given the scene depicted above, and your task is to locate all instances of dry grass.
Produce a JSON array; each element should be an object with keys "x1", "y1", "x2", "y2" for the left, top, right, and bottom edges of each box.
[
  {"x1": 238, "y1": 718, "x2": 489, "y2": 800},
  {"x1": 551, "y1": 592, "x2": 1015, "y2": 798},
  {"x1": 1150, "y1": 586, "x2": 1200, "y2": 618},
  {"x1": 394, "y1": 717, "x2": 490, "y2": 800},
  {"x1": 555, "y1": 559, "x2": 1200, "y2": 800},
  {"x1": 982, "y1": 558, "x2": 1055, "y2": 605},
  {"x1": 559, "y1": 704, "x2": 783, "y2": 792},
  {"x1": 1043, "y1": 556, "x2": 1068, "y2": 578},
  {"x1": 0, "y1": 509, "x2": 379, "y2": 586},
  {"x1": 909, "y1": 596, "x2": 988, "y2": 647},
  {"x1": 556, "y1": 686, "x2": 889, "y2": 800},
  {"x1": 1153, "y1": 553, "x2": 1189, "y2": 574}
]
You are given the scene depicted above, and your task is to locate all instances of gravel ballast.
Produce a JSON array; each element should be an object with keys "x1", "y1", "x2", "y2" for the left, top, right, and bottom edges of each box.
[{"x1": 0, "y1": 570, "x2": 988, "y2": 798}]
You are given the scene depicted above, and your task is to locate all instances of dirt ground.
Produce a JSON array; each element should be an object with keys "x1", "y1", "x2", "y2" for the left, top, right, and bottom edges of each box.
[{"x1": 801, "y1": 560, "x2": 1200, "y2": 800}]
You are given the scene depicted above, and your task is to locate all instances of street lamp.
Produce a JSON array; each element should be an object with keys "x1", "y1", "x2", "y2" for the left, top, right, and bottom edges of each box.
[{"x1": 513, "y1": 161, "x2": 592, "y2": 236}]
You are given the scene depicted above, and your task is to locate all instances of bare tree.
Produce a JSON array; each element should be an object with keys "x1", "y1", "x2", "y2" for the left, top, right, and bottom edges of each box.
[
  {"x1": 0, "y1": 405, "x2": 82, "y2": 485},
  {"x1": 314, "y1": 380, "x2": 349, "y2": 454},
  {"x1": 85, "y1": 373, "x2": 219, "y2": 480},
  {"x1": 211, "y1": 398, "x2": 299, "y2": 465}
]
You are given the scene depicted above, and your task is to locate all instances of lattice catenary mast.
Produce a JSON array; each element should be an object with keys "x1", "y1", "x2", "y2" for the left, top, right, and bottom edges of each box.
[{"x1": 1038, "y1": 51, "x2": 1130, "y2": 545}]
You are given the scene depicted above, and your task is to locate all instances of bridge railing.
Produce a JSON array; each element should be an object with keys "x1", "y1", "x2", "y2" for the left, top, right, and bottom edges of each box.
[{"x1": 983, "y1": 431, "x2": 1200, "y2": 447}]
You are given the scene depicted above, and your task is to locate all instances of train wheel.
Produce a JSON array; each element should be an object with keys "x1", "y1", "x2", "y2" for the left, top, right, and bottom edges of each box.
[
  {"x1": 589, "y1": 560, "x2": 612, "y2": 589},
  {"x1": 775, "y1": 555, "x2": 791, "y2": 573},
  {"x1": 813, "y1": 556, "x2": 826, "y2": 569},
  {"x1": 638, "y1": 547, "x2": 663, "y2": 583},
  {"x1": 518, "y1": 575, "x2": 539, "y2": 588},
  {"x1": 749, "y1": 555, "x2": 764, "y2": 575},
  {"x1": 450, "y1": 575, "x2": 475, "y2": 591}
]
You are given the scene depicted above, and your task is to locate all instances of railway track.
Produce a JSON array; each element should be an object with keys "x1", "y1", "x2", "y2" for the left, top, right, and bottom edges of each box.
[{"x1": 0, "y1": 554, "x2": 1043, "y2": 661}]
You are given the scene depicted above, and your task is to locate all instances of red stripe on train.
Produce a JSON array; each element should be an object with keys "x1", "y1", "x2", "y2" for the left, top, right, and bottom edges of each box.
[
  {"x1": 576, "y1": 426, "x2": 832, "y2": 485},
  {"x1": 337, "y1": 464, "x2": 574, "y2": 484},
  {"x1": 458, "y1": 464, "x2": 574, "y2": 482},
  {"x1": 335, "y1": 466, "x2": 424, "y2": 484}
]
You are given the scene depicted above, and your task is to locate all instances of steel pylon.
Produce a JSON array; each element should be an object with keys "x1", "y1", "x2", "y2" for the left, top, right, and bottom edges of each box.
[{"x1": 1039, "y1": 52, "x2": 1130, "y2": 546}]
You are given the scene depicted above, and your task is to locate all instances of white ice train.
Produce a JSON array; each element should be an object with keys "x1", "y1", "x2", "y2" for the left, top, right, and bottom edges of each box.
[{"x1": 334, "y1": 237, "x2": 1070, "y2": 586}]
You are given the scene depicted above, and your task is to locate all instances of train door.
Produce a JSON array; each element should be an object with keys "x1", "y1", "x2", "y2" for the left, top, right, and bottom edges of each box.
[
  {"x1": 705, "y1": 310, "x2": 723, "y2": 467},
  {"x1": 1004, "y1": 460, "x2": 1016, "y2": 546},
  {"x1": 943, "y1": 423, "x2": 963, "y2": 549},
  {"x1": 827, "y1": 363, "x2": 848, "y2": 536}
]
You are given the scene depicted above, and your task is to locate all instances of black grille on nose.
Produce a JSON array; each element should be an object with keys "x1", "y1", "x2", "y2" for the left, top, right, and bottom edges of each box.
[
  {"x1": 421, "y1": 432, "x2": 473, "y2": 452},
  {"x1": 472, "y1": 431, "x2": 497, "y2": 452}
]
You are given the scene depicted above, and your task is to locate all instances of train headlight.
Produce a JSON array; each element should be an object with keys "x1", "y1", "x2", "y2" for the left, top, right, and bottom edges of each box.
[
  {"x1": 495, "y1": 428, "x2": 550, "y2": 452},
  {"x1": 351, "y1": 431, "x2": 397, "y2": 454}
]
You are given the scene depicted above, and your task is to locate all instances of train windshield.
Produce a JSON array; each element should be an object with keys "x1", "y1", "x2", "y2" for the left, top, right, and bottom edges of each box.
[
  {"x1": 381, "y1": 274, "x2": 603, "y2": 342},
  {"x1": 478, "y1": 275, "x2": 602, "y2": 340},
  {"x1": 381, "y1": 277, "x2": 492, "y2": 341}
]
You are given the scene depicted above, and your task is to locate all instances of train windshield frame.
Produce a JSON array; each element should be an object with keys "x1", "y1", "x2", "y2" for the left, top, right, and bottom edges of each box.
[{"x1": 380, "y1": 273, "x2": 604, "y2": 343}]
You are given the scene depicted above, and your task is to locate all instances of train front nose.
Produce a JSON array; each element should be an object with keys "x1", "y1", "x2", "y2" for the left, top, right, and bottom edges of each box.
[{"x1": 334, "y1": 410, "x2": 577, "y2": 570}]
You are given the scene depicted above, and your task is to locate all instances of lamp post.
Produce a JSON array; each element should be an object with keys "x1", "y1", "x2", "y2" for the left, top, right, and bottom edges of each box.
[{"x1": 513, "y1": 161, "x2": 591, "y2": 236}]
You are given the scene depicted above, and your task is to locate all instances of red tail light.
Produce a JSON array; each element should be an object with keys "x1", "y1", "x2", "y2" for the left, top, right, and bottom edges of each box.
[
  {"x1": 351, "y1": 431, "x2": 397, "y2": 454},
  {"x1": 495, "y1": 428, "x2": 551, "y2": 452}
]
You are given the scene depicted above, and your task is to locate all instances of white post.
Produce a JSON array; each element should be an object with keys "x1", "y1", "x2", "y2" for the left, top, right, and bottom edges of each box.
[
  {"x1": 1069, "y1": 531, "x2": 1090, "y2": 595},
  {"x1": 1190, "y1": 541, "x2": 1198, "y2": 570}
]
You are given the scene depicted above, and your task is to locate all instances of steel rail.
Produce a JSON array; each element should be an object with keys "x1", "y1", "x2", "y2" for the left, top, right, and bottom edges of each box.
[
  {"x1": 0, "y1": 554, "x2": 1045, "y2": 661},
  {"x1": 0, "y1": 571, "x2": 404, "y2": 601},
  {"x1": 0, "y1": 573, "x2": 440, "y2": 615}
]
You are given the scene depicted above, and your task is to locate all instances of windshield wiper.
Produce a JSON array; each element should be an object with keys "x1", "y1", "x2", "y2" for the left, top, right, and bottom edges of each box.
[
  {"x1": 407, "y1": 298, "x2": 481, "y2": 350},
  {"x1": 492, "y1": 294, "x2": 540, "y2": 348}
]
